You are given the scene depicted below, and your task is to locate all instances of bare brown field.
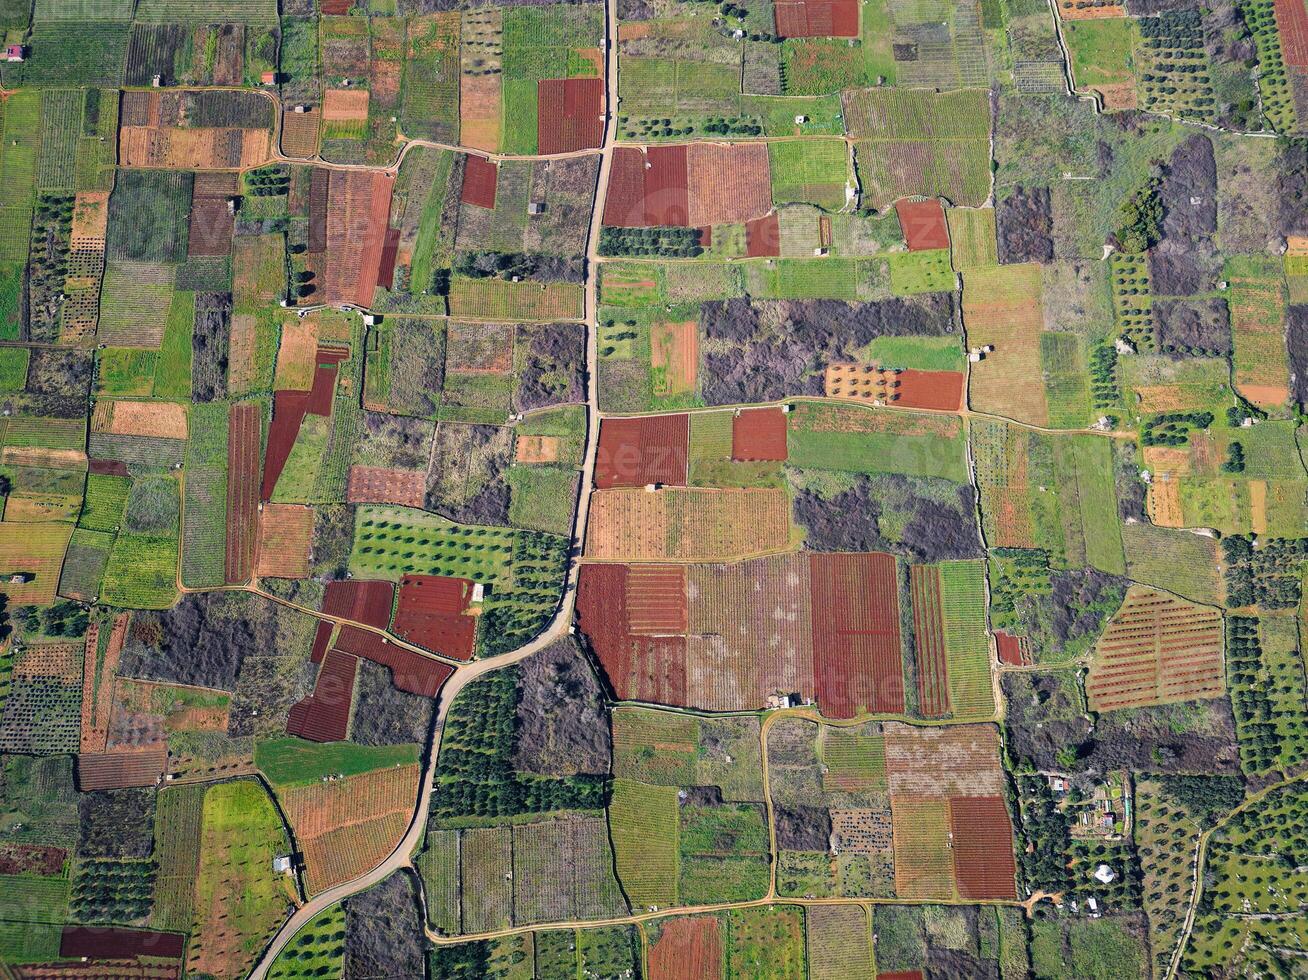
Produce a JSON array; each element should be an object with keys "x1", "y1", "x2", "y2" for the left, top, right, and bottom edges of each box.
[
  {"x1": 686, "y1": 143, "x2": 772, "y2": 226},
  {"x1": 92, "y1": 400, "x2": 189, "y2": 439},
  {"x1": 255, "y1": 504, "x2": 314, "y2": 579},
  {"x1": 323, "y1": 88, "x2": 371, "y2": 122}
]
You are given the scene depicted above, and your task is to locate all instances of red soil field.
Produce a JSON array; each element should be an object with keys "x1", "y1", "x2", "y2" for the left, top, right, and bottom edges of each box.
[
  {"x1": 306, "y1": 345, "x2": 349, "y2": 416},
  {"x1": 286, "y1": 649, "x2": 358, "y2": 743},
  {"x1": 994, "y1": 630, "x2": 1029, "y2": 666},
  {"x1": 537, "y1": 77, "x2": 605, "y2": 154},
  {"x1": 0, "y1": 844, "x2": 66, "y2": 876},
  {"x1": 347, "y1": 465, "x2": 427, "y2": 508},
  {"x1": 910, "y1": 565, "x2": 951, "y2": 718},
  {"x1": 260, "y1": 389, "x2": 308, "y2": 502},
  {"x1": 324, "y1": 170, "x2": 394, "y2": 308},
  {"x1": 949, "y1": 795, "x2": 1018, "y2": 900},
  {"x1": 731, "y1": 408, "x2": 788, "y2": 461},
  {"x1": 227, "y1": 401, "x2": 262, "y2": 580},
  {"x1": 188, "y1": 195, "x2": 235, "y2": 258},
  {"x1": 685, "y1": 143, "x2": 772, "y2": 226},
  {"x1": 310, "y1": 621, "x2": 334, "y2": 665},
  {"x1": 319, "y1": 0, "x2": 352, "y2": 12},
  {"x1": 809, "y1": 553, "x2": 904, "y2": 717},
  {"x1": 594, "y1": 414, "x2": 690, "y2": 488},
  {"x1": 575, "y1": 563, "x2": 689, "y2": 704},
  {"x1": 745, "y1": 213, "x2": 780, "y2": 257},
  {"x1": 461, "y1": 154, "x2": 499, "y2": 209},
  {"x1": 774, "y1": 0, "x2": 859, "y2": 35},
  {"x1": 1276, "y1": 0, "x2": 1308, "y2": 66},
  {"x1": 602, "y1": 145, "x2": 690, "y2": 227},
  {"x1": 75, "y1": 747, "x2": 167, "y2": 791},
  {"x1": 697, "y1": 226, "x2": 711, "y2": 246},
  {"x1": 626, "y1": 564, "x2": 687, "y2": 634},
  {"x1": 391, "y1": 575, "x2": 478, "y2": 661},
  {"x1": 377, "y1": 227, "x2": 401, "y2": 290},
  {"x1": 332, "y1": 625, "x2": 454, "y2": 698},
  {"x1": 322, "y1": 579, "x2": 395, "y2": 629},
  {"x1": 895, "y1": 198, "x2": 950, "y2": 251},
  {"x1": 879, "y1": 973, "x2": 926, "y2": 980},
  {"x1": 648, "y1": 917, "x2": 723, "y2": 980},
  {"x1": 61, "y1": 926, "x2": 185, "y2": 959},
  {"x1": 88, "y1": 458, "x2": 130, "y2": 476},
  {"x1": 645, "y1": 145, "x2": 690, "y2": 225},
  {"x1": 892, "y1": 370, "x2": 966, "y2": 411},
  {"x1": 308, "y1": 167, "x2": 329, "y2": 254},
  {"x1": 603, "y1": 147, "x2": 646, "y2": 227}
]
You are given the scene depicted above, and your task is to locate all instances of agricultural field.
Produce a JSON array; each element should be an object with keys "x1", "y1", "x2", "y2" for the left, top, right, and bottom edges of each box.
[{"x1": 0, "y1": 0, "x2": 1300, "y2": 969}]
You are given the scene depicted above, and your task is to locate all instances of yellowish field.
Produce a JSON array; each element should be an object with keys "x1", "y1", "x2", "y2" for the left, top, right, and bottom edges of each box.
[
  {"x1": 584, "y1": 487, "x2": 791, "y2": 561},
  {"x1": 962, "y1": 264, "x2": 1049, "y2": 425}
]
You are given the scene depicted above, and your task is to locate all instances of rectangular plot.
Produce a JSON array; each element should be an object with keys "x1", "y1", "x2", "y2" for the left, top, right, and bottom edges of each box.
[
  {"x1": 806, "y1": 905, "x2": 873, "y2": 980},
  {"x1": 513, "y1": 818, "x2": 573, "y2": 923},
  {"x1": 460, "y1": 825, "x2": 513, "y2": 934},
  {"x1": 890, "y1": 796, "x2": 954, "y2": 899},
  {"x1": 36, "y1": 90, "x2": 81, "y2": 191},
  {"x1": 610, "y1": 779, "x2": 679, "y2": 910},
  {"x1": 949, "y1": 795, "x2": 1017, "y2": 899},
  {"x1": 224, "y1": 401, "x2": 260, "y2": 584},
  {"x1": 938, "y1": 560, "x2": 994, "y2": 719},
  {"x1": 417, "y1": 829, "x2": 460, "y2": 934},
  {"x1": 810, "y1": 552, "x2": 903, "y2": 717}
]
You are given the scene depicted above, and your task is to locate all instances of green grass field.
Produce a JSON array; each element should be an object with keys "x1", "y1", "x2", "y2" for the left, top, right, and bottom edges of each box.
[
  {"x1": 787, "y1": 402, "x2": 969, "y2": 483},
  {"x1": 98, "y1": 347, "x2": 158, "y2": 396},
  {"x1": 153, "y1": 290, "x2": 195, "y2": 400},
  {"x1": 78, "y1": 474, "x2": 130, "y2": 533},
  {"x1": 863, "y1": 335, "x2": 965, "y2": 372},
  {"x1": 938, "y1": 560, "x2": 996, "y2": 719},
  {"x1": 1064, "y1": 18, "x2": 1138, "y2": 89},
  {"x1": 190, "y1": 780, "x2": 291, "y2": 977},
  {"x1": 100, "y1": 532, "x2": 178, "y2": 609},
  {"x1": 181, "y1": 403, "x2": 228, "y2": 589},
  {"x1": 888, "y1": 249, "x2": 954, "y2": 295},
  {"x1": 350, "y1": 505, "x2": 522, "y2": 584},
  {"x1": 507, "y1": 464, "x2": 578, "y2": 535},
  {"x1": 768, "y1": 139, "x2": 849, "y2": 210},
  {"x1": 1121, "y1": 521, "x2": 1222, "y2": 606},
  {"x1": 0, "y1": 347, "x2": 28, "y2": 392},
  {"x1": 269, "y1": 903, "x2": 345, "y2": 979},
  {"x1": 255, "y1": 738, "x2": 420, "y2": 789}
]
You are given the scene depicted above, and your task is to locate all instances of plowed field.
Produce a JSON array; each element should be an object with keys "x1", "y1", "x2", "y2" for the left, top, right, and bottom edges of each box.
[
  {"x1": 595, "y1": 414, "x2": 690, "y2": 488},
  {"x1": 649, "y1": 916, "x2": 723, "y2": 980},
  {"x1": 948, "y1": 795, "x2": 1018, "y2": 900},
  {"x1": 1084, "y1": 586, "x2": 1224, "y2": 711},
  {"x1": 585, "y1": 487, "x2": 790, "y2": 561},
  {"x1": 910, "y1": 565, "x2": 951, "y2": 717},
  {"x1": 810, "y1": 552, "x2": 904, "y2": 717}
]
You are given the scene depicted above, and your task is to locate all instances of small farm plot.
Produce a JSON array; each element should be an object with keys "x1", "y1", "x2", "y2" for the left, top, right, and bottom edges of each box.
[
  {"x1": 1085, "y1": 585, "x2": 1224, "y2": 712},
  {"x1": 0, "y1": 522, "x2": 73, "y2": 605},
  {"x1": 938, "y1": 560, "x2": 996, "y2": 720},
  {"x1": 768, "y1": 139, "x2": 850, "y2": 210},
  {"x1": 595, "y1": 414, "x2": 690, "y2": 489},
  {"x1": 1120, "y1": 520, "x2": 1222, "y2": 606},
  {"x1": 648, "y1": 916, "x2": 725, "y2": 980},
  {"x1": 962, "y1": 263, "x2": 1049, "y2": 426},
  {"x1": 606, "y1": 779, "x2": 680, "y2": 910},
  {"x1": 187, "y1": 780, "x2": 292, "y2": 979},
  {"x1": 1226, "y1": 255, "x2": 1291, "y2": 411},
  {"x1": 584, "y1": 487, "x2": 792, "y2": 562},
  {"x1": 724, "y1": 906, "x2": 806, "y2": 978},
  {"x1": 948, "y1": 795, "x2": 1018, "y2": 900},
  {"x1": 806, "y1": 905, "x2": 874, "y2": 980}
]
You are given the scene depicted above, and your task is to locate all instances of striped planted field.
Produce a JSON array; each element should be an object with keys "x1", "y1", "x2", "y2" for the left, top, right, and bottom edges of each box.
[
  {"x1": 938, "y1": 560, "x2": 995, "y2": 719},
  {"x1": 910, "y1": 565, "x2": 951, "y2": 717},
  {"x1": 890, "y1": 796, "x2": 954, "y2": 899},
  {"x1": 948, "y1": 795, "x2": 1017, "y2": 900},
  {"x1": 609, "y1": 778, "x2": 680, "y2": 911},
  {"x1": 810, "y1": 552, "x2": 904, "y2": 718},
  {"x1": 649, "y1": 915, "x2": 723, "y2": 980},
  {"x1": 806, "y1": 905, "x2": 874, "y2": 980},
  {"x1": 612, "y1": 708, "x2": 700, "y2": 784},
  {"x1": 280, "y1": 763, "x2": 421, "y2": 895},
  {"x1": 225, "y1": 401, "x2": 261, "y2": 584},
  {"x1": 819, "y1": 728, "x2": 887, "y2": 793},
  {"x1": 1084, "y1": 585, "x2": 1224, "y2": 712},
  {"x1": 511, "y1": 815, "x2": 627, "y2": 925}
]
